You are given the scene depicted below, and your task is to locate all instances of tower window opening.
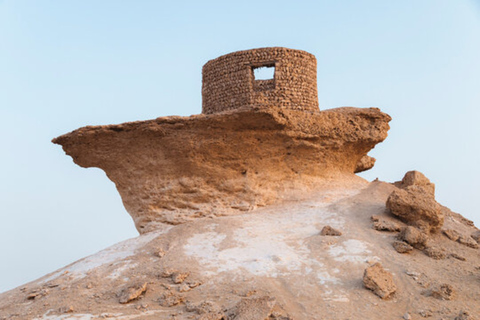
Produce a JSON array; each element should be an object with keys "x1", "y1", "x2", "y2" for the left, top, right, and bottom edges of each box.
[{"x1": 253, "y1": 65, "x2": 275, "y2": 80}]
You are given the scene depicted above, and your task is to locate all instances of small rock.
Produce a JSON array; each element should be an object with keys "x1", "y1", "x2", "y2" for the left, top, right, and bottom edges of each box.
[
  {"x1": 400, "y1": 226, "x2": 429, "y2": 250},
  {"x1": 457, "y1": 235, "x2": 479, "y2": 249},
  {"x1": 443, "y1": 229, "x2": 460, "y2": 241},
  {"x1": 423, "y1": 246, "x2": 446, "y2": 260},
  {"x1": 392, "y1": 240, "x2": 413, "y2": 254},
  {"x1": 156, "y1": 249, "x2": 166, "y2": 258},
  {"x1": 172, "y1": 272, "x2": 189, "y2": 284},
  {"x1": 455, "y1": 310, "x2": 473, "y2": 320},
  {"x1": 418, "y1": 309, "x2": 433, "y2": 318},
  {"x1": 118, "y1": 282, "x2": 148, "y2": 304},
  {"x1": 320, "y1": 226, "x2": 342, "y2": 236},
  {"x1": 430, "y1": 283, "x2": 455, "y2": 300},
  {"x1": 159, "y1": 293, "x2": 184, "y2": 307},
  {"x1": 403, "y1": 312, "x2": 412, "y2": 320},
  {"x1": 363, "y1": 263, "x2": 397, "y2": 299},
  {"x1": 449, "y1": 253, "x2": 466, "y2": 261},
  {"x1": 59, "y1": 306, "x2": 74, "y2": 313}
]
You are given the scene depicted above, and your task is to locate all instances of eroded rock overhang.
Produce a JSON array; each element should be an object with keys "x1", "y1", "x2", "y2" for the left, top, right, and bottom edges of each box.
[{"x1": 53, "y1": 106, "x2": 391, "y2": 233}]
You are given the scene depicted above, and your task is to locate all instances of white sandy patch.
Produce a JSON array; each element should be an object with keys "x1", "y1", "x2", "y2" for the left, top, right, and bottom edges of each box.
[
  {"x1": 42, "y1": 228, "x2": 170, "y2": 282},
  {"x1": 34, "y1": 310, "x2": 167, "y2": 320},
  {"x1": 328, "y1": 239, "x2": 376, "y2": 263},
  {"x1": 184, "y1": 188, "x2": 364, "y2": 282}
]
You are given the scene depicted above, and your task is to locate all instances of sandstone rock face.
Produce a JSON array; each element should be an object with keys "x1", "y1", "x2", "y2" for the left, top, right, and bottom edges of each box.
[
  {"x1": 53, "y1": 107, "x2": 390, "y2": 233},
  {"x1": 363, "y1": 263, "x2": 397, "y2": 299},
  {"x1": 387, "y1": 186, "x2": 443, "y2": 233}
]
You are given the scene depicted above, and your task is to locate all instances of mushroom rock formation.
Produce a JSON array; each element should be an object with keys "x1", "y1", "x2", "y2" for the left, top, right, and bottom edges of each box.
[
  {"x1": 52, "y1": 47, "x2": 391, "y2": 232},
  {"x1": 3, "y1": 48, "x2": 479, "y2": 320}
]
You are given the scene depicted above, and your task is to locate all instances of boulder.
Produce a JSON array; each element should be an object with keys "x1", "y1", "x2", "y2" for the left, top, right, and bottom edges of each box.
[
  {"x1": 363, "y1": 263, "x2": 397, "y2": 299},
  {"x1": 400, "y1": 171, "x2": 435, "y2": 196},
  {"x1": 386, "y1": 186, "x2": 443, "y2": 233}
]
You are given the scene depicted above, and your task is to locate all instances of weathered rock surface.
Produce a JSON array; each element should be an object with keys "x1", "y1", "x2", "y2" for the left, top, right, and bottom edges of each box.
[
  {"x1": 53, "y1": 107, "x2": 391, "y2": 233},
  {"x1": 363, "y1": 263, "x2": 396, "y2": 299},
  {"x1": 392, "y1": 240, "x2": 413, "y2": 254},
  {"x1": 387, "y1": 186, "x2": 443, "y2": 233}
]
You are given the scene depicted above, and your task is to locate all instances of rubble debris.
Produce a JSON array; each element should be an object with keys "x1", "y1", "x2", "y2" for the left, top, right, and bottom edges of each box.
[
  {"x1": 387, "y1": 186, "x2": 443, "y2": 233},
  {"x1": 26, "y1": 289, "x2": 49, "y2": 300},
  {"x1": 172, "y1": 272, "x2": 190, "y2": 284},
  {"x1": 320, "y1": 226, "x2": 342, "y2": 236},
  {"x1": 429, "y1": 283, "x2": 455, "y2": 300},
  {"x1": 363, "y1": 263, "x2": 396, "y2": 299},
  {"x1": 159, "y1": 293, "x2": 185, "y2": 307},
  {"x1": 392, "y1": 240, "x2": 413, "y2": 254},
  {"x1": 118, "y1": 282, "x2": 148, "y2": 304}
]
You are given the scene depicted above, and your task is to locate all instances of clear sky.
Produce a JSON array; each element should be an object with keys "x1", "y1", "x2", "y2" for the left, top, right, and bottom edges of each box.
[{"x1": 1, "y1": 0, "x2": 479, "y2": 293}]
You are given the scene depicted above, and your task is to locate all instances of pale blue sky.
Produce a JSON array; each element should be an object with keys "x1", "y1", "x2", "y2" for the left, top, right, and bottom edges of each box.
[{"x1": 1, "y1": 0, "x2": 479, "y2": 293}]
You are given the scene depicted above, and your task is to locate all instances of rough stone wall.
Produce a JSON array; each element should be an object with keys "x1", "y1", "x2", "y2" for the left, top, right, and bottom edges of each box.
[{"x1": 202, "y1": 47, "x2": 319, "y2": 114}]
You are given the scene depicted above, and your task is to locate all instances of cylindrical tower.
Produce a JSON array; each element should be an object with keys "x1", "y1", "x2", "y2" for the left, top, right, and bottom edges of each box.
[{"x1": 202, "y1": 47, "x2": 319, "y2": 114}]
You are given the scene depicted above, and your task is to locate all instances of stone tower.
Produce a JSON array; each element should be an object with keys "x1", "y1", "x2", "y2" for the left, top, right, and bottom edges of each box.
[{"x1": 202, "y1": 47, "x2": 319, "y2": 114}]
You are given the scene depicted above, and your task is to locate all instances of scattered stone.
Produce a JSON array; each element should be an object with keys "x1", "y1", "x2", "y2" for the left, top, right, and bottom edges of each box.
[
  {"x1": 171, "y1": 272, "x2": 190, "y2": 284},
  {"x1": 118, "y1": 282, "x2": 148, "y2": 304},
  {"x1": 320, "y1": 225, "x2": 342, "y2": 236},
  {"x1": 457, "y1": 235, "x2": 479, "y2": 249},
  {"x1": 418, "y1": 309, "x2": 433, "y2": 318},
  {"x1": 400, "y1": 171, "x2": 435, "y2": 196},
  {"x1": 363, "y1": 263, "x2": 397, "y2": 299},
  {"x1": 403, "y1": 312, "x2": 412, "y2": 320},
  {"x1": 386, "y1": 186, "x2": 443, "y2": 233},
  {"x1": 423, "y1": 246, "x2": 446, "y2": 260},
  {"x1": 430, "y1": 283, "x2": 455, "y2": 300},
  {"x1": 156, "y1": 249, "x2": 166, "y2": 258},
  {"x1": 392, "y1": 240, "x2": 413, "y2": 254},
  {"x1": 159, "y1": 293, "x2": 184, "y2": 307},
  {"x1": 399, "y1": 226, "x2": 429, "y2": 250},
  {"x1": 228, "y1": 296, "x2": 276, "y2": 320},
  {"x1": 59, "y1": 306, "x2": 74, "y2": 313},
  {"x1": 455, "y1": 310, "x2": 474, "y2": 320},
  {"x1": 26, "y1": 289, "x2": 49, "y2": 300},
  {"x1": 443, "y1": 229, "x2": 461, "y2": 241},
  {"x1": 449, "y1": 253, "x2": 466, "y2": 261},
  {"x1": 371, "y1": 215, "x2": 401, "y2": 232}
]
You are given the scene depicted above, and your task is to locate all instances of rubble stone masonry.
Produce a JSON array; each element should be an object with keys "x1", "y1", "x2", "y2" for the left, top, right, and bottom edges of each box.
[{"x1": 202, "y1": 47, "x2": 319, "y2": 114}]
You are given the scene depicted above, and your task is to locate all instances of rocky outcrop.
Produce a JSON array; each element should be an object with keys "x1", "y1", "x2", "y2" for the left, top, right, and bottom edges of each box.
[{"x1": 53, "y1": 107, "x2": 391, "y2": 233}]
